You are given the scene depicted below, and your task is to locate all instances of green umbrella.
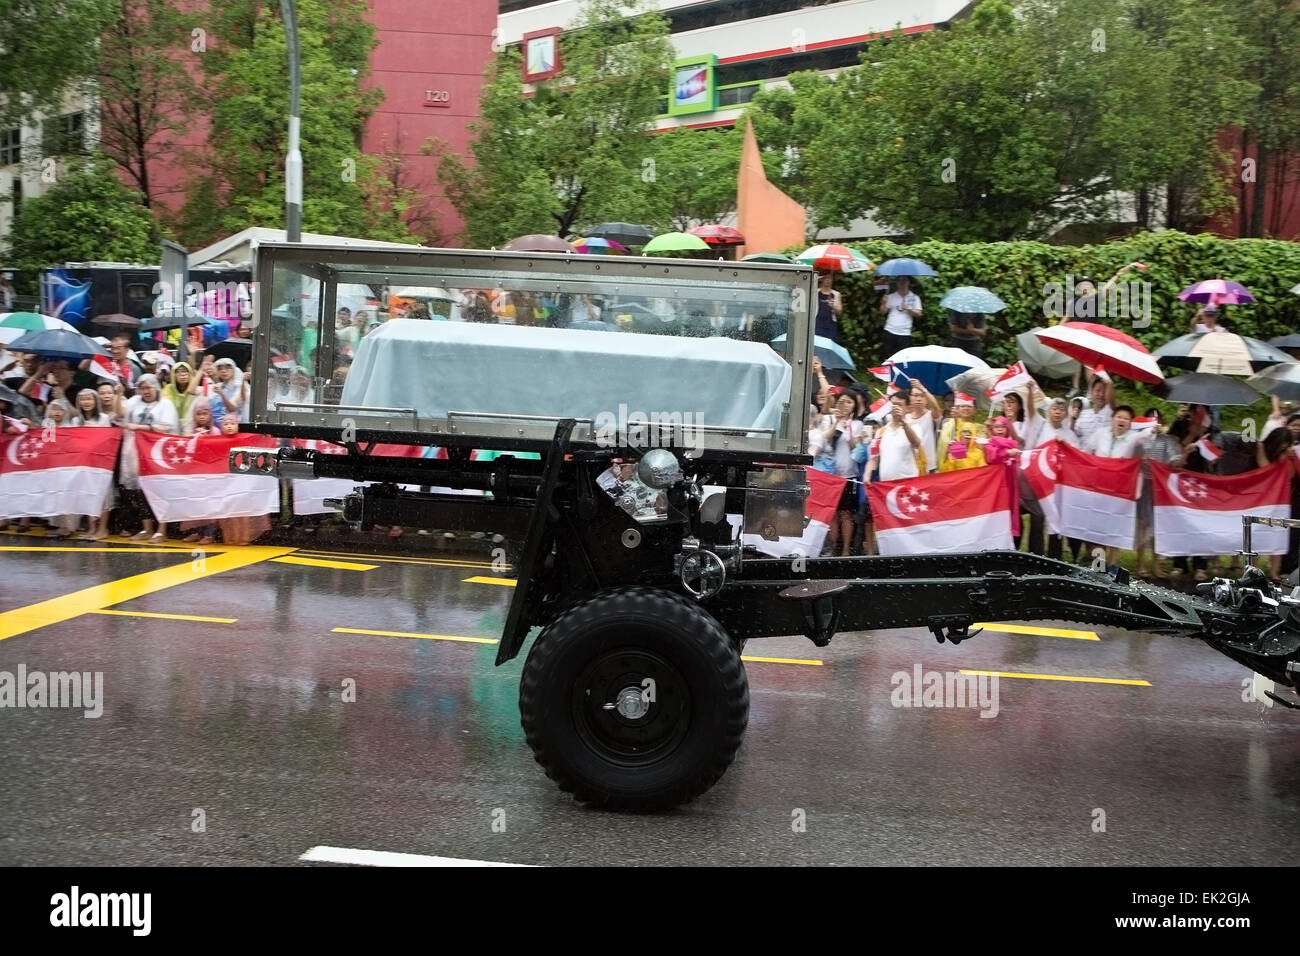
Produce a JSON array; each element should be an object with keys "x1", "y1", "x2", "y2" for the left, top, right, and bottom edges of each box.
[
  {"x1": 643, "y1": 232, "x2": 711, "y2": 254},
  {"x1": 741, "y1": 253, "x2": 795, "y2": 264}
]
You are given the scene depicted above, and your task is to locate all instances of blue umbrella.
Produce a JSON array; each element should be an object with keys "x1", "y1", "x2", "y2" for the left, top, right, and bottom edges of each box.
[
  {"x1": 884, "y1": 344, "x2": 988, "y2": 394},
  {"x1": 770, "y1": 333, "x2": 854, "y2": 369},
  {"x1": 5, "y1": 328, "x2": 107, "y2": 361},
  {"x1": 939, "y1": 286, "x2": 1006, "y2": 313},
  {"x1": 876, "y1": 258, "x2": 937, "y2": 278}
]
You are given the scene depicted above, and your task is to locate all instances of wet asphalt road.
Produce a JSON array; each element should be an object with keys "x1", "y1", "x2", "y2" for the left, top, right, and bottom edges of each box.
[{"x1": 2, "y1": 533, "x2": 1299, "y2": 867}]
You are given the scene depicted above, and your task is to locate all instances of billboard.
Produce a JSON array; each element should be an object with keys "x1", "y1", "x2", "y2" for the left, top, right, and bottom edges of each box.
[{"x1": 669, "y1": 56, "x2": 716, "y2": 116}]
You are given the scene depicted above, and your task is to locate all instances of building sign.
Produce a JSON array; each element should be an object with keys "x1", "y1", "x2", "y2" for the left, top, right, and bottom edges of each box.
[
  {"x1": 423, "y1": 89, "x2": 451, "y2": 108},
  {"x1": 521, "y1": 27, "x2": 562, "y2": 82},
  {"x1": 669, "y1": 56, "x2": 716, "y2": 116}
]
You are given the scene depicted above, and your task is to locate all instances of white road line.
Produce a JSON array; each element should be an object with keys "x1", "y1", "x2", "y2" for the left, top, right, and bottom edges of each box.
[{"x1": 300, "y1": 845, "x2": 532, "y2": 867}]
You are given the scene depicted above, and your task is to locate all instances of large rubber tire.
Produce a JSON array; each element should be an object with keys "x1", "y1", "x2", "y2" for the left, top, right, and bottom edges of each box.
[{"x1": 519, "y1": 587, "x2": 748, "y2": 810}]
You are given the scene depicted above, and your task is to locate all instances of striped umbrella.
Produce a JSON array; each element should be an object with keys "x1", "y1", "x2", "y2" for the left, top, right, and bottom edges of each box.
[
  {"x1": 1033, "y1": 321, "x2": 1163, "y2": 385},
  {"x1": 571, "y1": 237, "x2": 630, "y2": 255},
  {"x1": 1154, "y1": 332, "x2": 1293, "y2": 376},
  {"x1": 0, "y1": 312, "x2": 77, "y2": 346},
  {"x1": 796, "y1": 244, "x2": 872, "y2": 273}
]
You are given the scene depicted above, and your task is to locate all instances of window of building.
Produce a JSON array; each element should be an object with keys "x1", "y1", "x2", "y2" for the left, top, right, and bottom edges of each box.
[
  {"x1": 11, "y1": 176, "x2": 21, "y2": 221},
  {"x1": 717, "y1": 83, "x2": 761, "y2": 107},
  {"x1": 0, "y1": 128, "x2": 20, "y2": 167},
  {"x1": 42, "y1": 112, "x2": 85, "y2": 158}
]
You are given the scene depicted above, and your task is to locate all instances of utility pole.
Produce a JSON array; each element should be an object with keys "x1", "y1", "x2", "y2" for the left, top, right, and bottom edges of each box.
[{"x1": 281, "y1": 0, "x2": 302, "y2": 243}]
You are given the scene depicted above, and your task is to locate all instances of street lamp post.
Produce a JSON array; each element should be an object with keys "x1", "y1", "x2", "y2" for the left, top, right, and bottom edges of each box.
[{"x1": 281, "y1": 0, "x2": 302, "y2": 243}]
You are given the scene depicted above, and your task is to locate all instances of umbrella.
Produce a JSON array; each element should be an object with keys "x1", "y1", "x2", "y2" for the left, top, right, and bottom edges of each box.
[
  {"x1": 643, "y1": 232, "x2": 711, "y2": 254},
  {"x1": 1016, "y1": 328, "x2": 1080, "y2": 379},
  {"x1": 1153, "y1": 332, "x2": 1293, "y2": 376},
  {"x1": 1246, "y1": 363, "x2": 1300, "y2": 402},
  {"x1": 571, "y1": 237, "x2": 630, "y2": 255},
  {"x1": 796, "y1": 244, "x2": 871, "y2": 273},
  {"x1": 688, "y1": 224, "x2": 745, "y2": 246},
  {"x1": 586, "y1": 222, "x2": 654, "y2": 247},
  {"x1": 741, "y1": 253, "x2": 795, "y2": 264},
  {"x1": 201, "y1": 338, "x2": 253, "y2": 367},
  {"x1": 0, "y1": 382, "x2": 38, "y2": 421},
  {"x1": 503, "y1": 234, "x2": 575, "y2": 253},
  {"x1": 876, "y1": 258, "x2": 937, "y2": 278},
  {"x1": 1268, "y1": 333, "x2": 1300, "y2": 349},
  {"x1": 90, "y1": 312, "x2": 142, "y2": 328},
  {"x1": 884, "y1": 344, "x2": 988, "y2": 394},
  {"x1": 0, "y1": 312, "x2": 77, "y2": 345},
  {"x1": 1033, "y1": 321, "x2": 1163, "y2": 385},
  {"x1": 940, "y1": 286, "x2": 1006, "y2": 313},
  {"x1": 769, "y1": 333, "x2": 854, "y2": 369},
  {"x1": 4, "y1": 328, "x2": 107, "y2": 361},
  {"x1": 945, "y1": 367, "x2": 1006, "y2": 410},
  {"x1": 1155, "y1": 372, "x2": 1264, "y2": 406},
  {"x1": 1177, "y1": 279, "x2": 1255, "y2": 305}
]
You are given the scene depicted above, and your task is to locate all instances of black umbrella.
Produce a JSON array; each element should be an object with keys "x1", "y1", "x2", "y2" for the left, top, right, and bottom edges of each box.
[
  {"x1": 585, "y1": 222, "x2": 654, "y2": 247},
  {"x1": 0, "y1": 382, "x2": 38, "y2": 420},
  {"x1": 1246, "y1": 362, "x2": 1300, "y2": 402},
  {"x1": 201, "y1": 338, "x2": 253, "y2": 367},
  {"x1": 1155, "y1": 372, "x2": 1264, "y2": 406}
]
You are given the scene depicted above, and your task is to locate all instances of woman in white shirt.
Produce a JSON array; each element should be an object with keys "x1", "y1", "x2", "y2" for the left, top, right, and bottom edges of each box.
[
  {"x1": 118, "y1": 373, "x2": 180, "y2": 540},
  {"x1": 808, "y1": 391, "x2": 867, "y2": 556}
]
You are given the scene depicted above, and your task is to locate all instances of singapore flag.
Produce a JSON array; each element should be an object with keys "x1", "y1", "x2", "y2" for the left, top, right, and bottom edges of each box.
[
  {"x1": 1151, "y1": 459, "x2": 1291, "y2": 556},
  {"x1": 742, "y1": 466, "x2": 846, "y2": 558},
  {"x1": 867, "y1": 465, "x2": 1013, "y2": 556},
  {"x1": 137, "y1": 431, "x2": 279, "y2": 522},
  {"x1": 0, "y1": 427, "x2": 122, "y2": 518},
  {"x1": 1054, "y1": 443, "x2": 1139, "y2": 550}
]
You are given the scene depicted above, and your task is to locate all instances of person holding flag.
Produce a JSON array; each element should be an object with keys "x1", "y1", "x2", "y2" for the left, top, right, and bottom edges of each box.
[
  {"x1": 1073, "y1": 374, "x2": 1114, "y2": 447},
  {"x1": 868, "y1": 390, "x2": 924, "y2": 483}
]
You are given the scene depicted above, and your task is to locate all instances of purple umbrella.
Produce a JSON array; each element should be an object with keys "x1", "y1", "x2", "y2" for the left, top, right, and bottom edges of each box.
[{"x1": 1177, "y1": 279, "x2": 1255, "y2": 305}]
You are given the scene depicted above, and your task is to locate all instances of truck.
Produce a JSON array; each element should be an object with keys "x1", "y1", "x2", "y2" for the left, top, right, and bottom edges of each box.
[{"x1": 231, "y1": 242, "x2": 1300, "y2": 810}]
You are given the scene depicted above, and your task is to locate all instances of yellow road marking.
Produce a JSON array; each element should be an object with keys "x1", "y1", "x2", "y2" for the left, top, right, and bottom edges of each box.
[
  {"x1": 973, "y1": 622, "x2": 1100, "y2": 641},
  {"x1": 295, "y1": 549, "x2": 503, "y2": 570},
  {"x1": 333, "y1": 627, "x2": 498, "y2": 645},
  {"x1": 960, "y1": 669, "x2": 1150, "y2": 687},
  {"x1": 741, "y1": 655, "x2": 824, "y2": 666},
  {"x1": 464, "y1": 576, "x2": 516, "y2": 587},
  {"x1": 91, "y1": 609, "x2": 237, "y2": 624},
  {"x1": 0, "y1": 546, "x2": 295, "y2": 641},
  {"x1": 272, "y1": 556, "x2": 377, "y2": 571}
]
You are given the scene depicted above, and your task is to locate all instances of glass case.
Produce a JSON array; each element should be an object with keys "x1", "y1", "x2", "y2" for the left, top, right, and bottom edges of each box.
[{"x1": 251, "y1": 244, "x2": 816, "y2": 458}]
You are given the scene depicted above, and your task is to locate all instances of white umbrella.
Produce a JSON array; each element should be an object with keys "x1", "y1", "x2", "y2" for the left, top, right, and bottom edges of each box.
[
  {"x1": 1016, "y1": 328, "x2": 1080, "y2": 379},
  {"x1": 884, "y1": 344, "x2": 989, "y2": 394}
]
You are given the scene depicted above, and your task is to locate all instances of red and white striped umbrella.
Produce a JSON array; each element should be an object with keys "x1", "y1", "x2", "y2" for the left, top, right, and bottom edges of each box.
[
  {"x1": 796, "y1": 244, "x2": 872, "y2": 273},
  {"x1": 1033, "y1": 322, "x2": 1164, "y2": 385}
]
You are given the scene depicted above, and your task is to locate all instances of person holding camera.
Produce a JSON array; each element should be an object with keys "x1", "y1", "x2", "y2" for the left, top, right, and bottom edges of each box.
[{"x1": 809, "y1": 390, "x2": 867, "y2": 556}]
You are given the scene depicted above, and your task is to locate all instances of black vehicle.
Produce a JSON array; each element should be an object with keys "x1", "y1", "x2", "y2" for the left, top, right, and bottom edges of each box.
[{"x1": 232, "y1": 243, "x2": 1300, "y2": 810}]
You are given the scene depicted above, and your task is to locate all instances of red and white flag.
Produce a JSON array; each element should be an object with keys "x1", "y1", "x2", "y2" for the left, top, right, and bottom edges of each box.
[
  {"x1": 1129, "y1": 416, "x2": 1158, "y2": 436},
  {"x1": 987, "y1": 361, "x2": 1031, "y2": 397},
  {"x1": 1151, "y1": 460, "x2": 1291, "y2": 556},
  {"x1": 137, "y1": 431, "x2": 279, "y2": 522},
  {"x1": 1091, "y1": 365, "x2": 1111, "y2": 383},
  {"x1": 0, "y1": 427, "x2": 121, "y2": 518},
  {"x1": 29, "y1": 382, "x2": 51, "y2": 403},
  {"x1": 1194, "y1": 436, "x2": 1222, "y2": 462},
  {"x1": 867, "y1": 465, "x2": 1013, "y2": 556},
  {"x1": 1054, "y1": 443, "x2": 1139, "y2": 549},
  {"x1": 88, "y1": 354, "x2": 117, "y2": 383},
  {"x1": 1020, "y1": 443, "x2": 1062, "y2": 535},
  {"x1": 271, "y1": 353, "x2": 295, "y2": 369},
  {"x1": 742, "y1": 466, "x2": 846, "y2": 558}
]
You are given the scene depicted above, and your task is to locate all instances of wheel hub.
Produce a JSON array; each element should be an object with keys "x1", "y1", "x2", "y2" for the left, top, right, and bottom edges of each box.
[{"x1": 606, "y1": 685, "x2": 651, "y2": 720}]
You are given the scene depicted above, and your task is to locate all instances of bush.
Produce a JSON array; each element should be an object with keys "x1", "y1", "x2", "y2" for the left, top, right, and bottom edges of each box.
[{"x1": 821, "y1": 231, "x2": 1300, "y2": 370}]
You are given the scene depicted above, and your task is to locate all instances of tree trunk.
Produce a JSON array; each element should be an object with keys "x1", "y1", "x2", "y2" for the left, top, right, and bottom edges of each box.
[{"x1": 1250, "y1": 141, "x2": 1268, "y2": 238}]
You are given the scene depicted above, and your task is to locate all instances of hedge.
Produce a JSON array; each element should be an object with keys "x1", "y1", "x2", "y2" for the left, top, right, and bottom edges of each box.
[{"x1": 821, "y1": 230, "x2": 1300, "y2": 374}]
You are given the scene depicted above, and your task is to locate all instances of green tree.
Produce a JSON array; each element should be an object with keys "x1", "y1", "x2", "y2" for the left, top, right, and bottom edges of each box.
[
  {"x1": 440, "y1": 0, "x2": 673, "y2": 245},
  {"x1": 0, "y1": 0, "x2": 113, "y2": 132},
  {"x1": 95, "y1": 0, "x2": 203, "y2": 212},
  {"x1": 4, "y1": 155, "x2": 157, "y2": 272},
  {"x1": 641, "y1": 127, "x2": 741, "y2": 231},
  {"x1": 175, "y1": 0, "x2": 413, "y2": 247}
]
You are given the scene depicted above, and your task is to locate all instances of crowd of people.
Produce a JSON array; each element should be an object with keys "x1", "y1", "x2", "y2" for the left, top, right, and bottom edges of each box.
[{"x1": 806, "y1": 356, "x2": 1300, "y2": 582}]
